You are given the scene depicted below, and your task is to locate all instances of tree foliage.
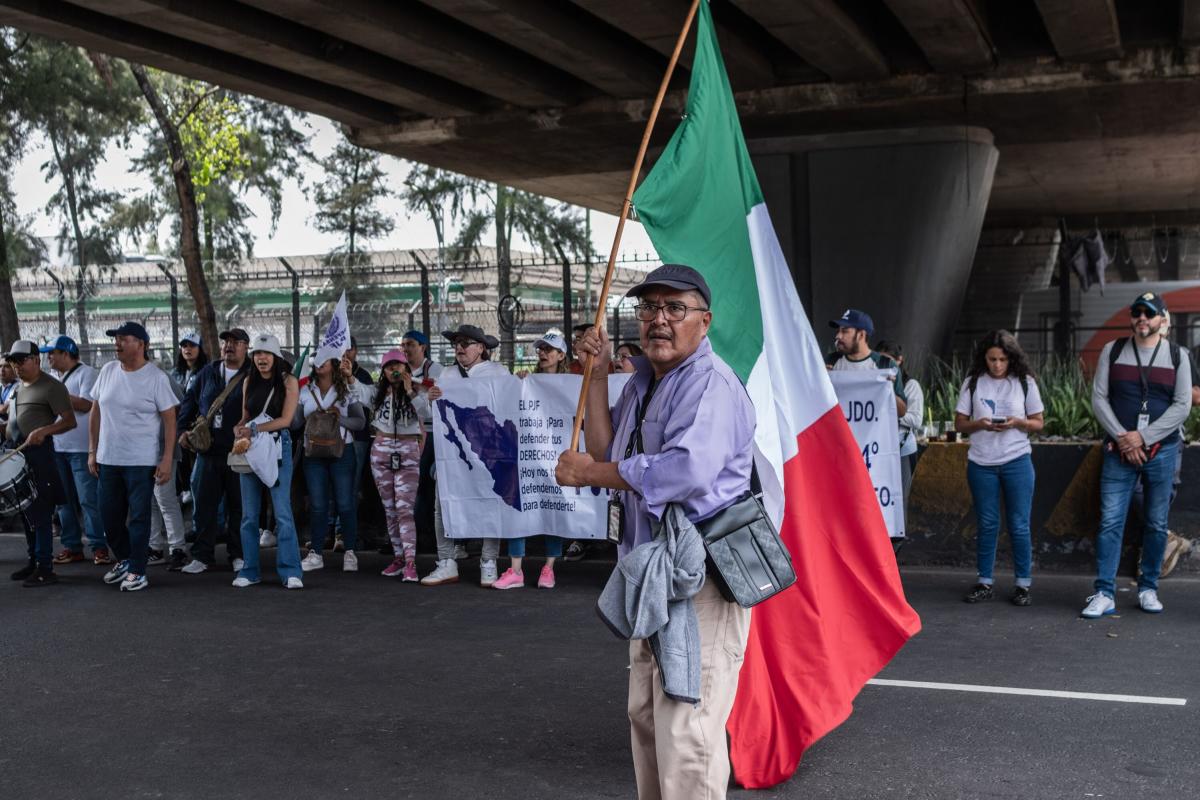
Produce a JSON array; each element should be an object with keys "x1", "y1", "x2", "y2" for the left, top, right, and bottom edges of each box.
[{"x1": 313, "y1": 141, "x2": 394, "y2": 264}]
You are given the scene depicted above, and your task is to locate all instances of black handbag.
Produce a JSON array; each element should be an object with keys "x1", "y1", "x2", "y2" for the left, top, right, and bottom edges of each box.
[{"x1": 695, "y1": 465, "x2": 796, "y2": 608}]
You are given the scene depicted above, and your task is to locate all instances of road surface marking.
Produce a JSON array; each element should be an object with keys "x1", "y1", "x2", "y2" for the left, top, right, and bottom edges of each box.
[{"x1": 867, "y1": 679, "x2": 1186, "y2": 706}]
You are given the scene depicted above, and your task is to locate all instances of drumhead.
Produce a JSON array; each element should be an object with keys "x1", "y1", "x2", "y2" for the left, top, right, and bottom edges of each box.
[{"x1": 0, "y1": 451, "x2": 27, "y2": 482}]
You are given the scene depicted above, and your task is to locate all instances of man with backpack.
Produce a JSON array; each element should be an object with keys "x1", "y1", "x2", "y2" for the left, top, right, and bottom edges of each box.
[{"x1": 1083, "y1": 292, "x2": 1192, "y2": 618}]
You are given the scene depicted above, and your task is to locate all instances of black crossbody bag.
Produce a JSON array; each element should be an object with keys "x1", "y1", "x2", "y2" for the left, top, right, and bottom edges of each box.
[{"x1": 618, "y1": 377, "x2": 796, "y2": 608}]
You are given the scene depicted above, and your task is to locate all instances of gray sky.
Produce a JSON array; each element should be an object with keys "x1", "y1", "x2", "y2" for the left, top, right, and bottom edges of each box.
[{"x1": 13, "y1": 113, "x2": 657, "y2": 263}]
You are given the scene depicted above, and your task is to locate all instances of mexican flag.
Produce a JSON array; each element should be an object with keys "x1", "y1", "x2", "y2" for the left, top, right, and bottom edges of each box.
[{"x1": 631, "y1": 1, "x2": 922, "y2": 789}]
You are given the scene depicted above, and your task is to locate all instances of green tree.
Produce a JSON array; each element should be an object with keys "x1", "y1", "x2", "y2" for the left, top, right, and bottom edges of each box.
[
  {"x1": 0, "y1": 29, "x2": 39, "y2": 343},
  {"x1": 19, "y1": 38, "x2": 142, "y2": 345},
  {"x1": 313, "y1": 141, "x2": 394, "y2": 266}
]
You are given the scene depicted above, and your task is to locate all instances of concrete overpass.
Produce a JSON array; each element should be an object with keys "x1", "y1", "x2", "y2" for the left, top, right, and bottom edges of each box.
[{"x1": 6, "y1": 0, "x2": 1200, "y2": 357}]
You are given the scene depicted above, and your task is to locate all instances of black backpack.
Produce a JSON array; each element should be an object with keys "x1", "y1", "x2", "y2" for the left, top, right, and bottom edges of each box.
[{"x1": 1106, "y1": 337, "x2": 1181, "y2": 388}]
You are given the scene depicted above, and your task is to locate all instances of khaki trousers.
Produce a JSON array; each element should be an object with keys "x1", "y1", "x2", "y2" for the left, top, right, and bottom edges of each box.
[{"x1": 628, "y1": 580, "x2": 751, "y2": 800}]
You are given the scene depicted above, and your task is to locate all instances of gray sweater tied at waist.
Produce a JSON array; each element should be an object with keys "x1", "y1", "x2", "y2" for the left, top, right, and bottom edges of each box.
[{"x1": 596, "y1": 504, "x2": 707, "y2": 705}]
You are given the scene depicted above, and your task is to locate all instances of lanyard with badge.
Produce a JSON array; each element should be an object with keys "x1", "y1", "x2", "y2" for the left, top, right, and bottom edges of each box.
[
  {"x1": 607, "y1": 377, "x2": 658, "y2": 544},
  {"x1": 1132, "y1": 339, "x2": 1162, "y2": 432}
]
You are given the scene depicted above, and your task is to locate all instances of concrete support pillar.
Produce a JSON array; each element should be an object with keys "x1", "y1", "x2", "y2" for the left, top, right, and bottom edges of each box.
[{"x1": 750, "y1": 127, "x2": 998, "y2": 366}]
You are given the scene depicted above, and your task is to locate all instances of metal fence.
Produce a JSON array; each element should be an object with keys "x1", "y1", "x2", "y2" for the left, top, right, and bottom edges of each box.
[{"x1": 16, "y1": 248, "x2": 659, "y2": 373}]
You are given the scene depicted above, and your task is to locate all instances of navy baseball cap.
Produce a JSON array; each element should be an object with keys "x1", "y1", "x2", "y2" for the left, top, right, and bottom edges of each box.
[
  {"x1": 1131, "y1": 292, "x2": 1167, "y2": 316},
  {"x1": 828, "y1": 308, "x2": 874, "y2": 337},
  {"x1": 39, "y1": 335, "x2": 79, "y2": 355},
  {"x1": 105, "y1": 321, "x2": 150, "y2": 343},
  {"x1": 402, "y1": 330, "x2": 428, "y2": 346},
  {"x1": 625, "y1": 264, "x2": 712, "y2": 308}
]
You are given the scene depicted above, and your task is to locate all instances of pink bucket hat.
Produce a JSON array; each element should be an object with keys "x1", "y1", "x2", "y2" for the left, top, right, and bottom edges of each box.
[{"x1": 380, "y1": 348, "x2": 408, "y2": 367}]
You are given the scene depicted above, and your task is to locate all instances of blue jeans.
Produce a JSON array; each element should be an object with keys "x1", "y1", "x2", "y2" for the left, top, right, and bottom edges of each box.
[
  {"x1": 238, "y1": 431, "x2": 302, "y2": 583},
  {"x1": 331, "y1": 439, "x2": 370, "y2": 532},
  {"x1": 99, "y1": 463, "x2": 155, "y2": 575},
  {"x1": 966, "y1": 454, "x2": 1035, "y2": 587},
  {"x1": 303, "y1": 447, "x2": 357, "y2": 552},
  {"x1": 1094, "y1": 440, "x2": 1178, "y2": 597},
  {"x1": 507, "y1": 536, "x2": 564, "y2": 559},
  {"x1": 55, "y1": 451, "x2": 107, "y2": 551}
]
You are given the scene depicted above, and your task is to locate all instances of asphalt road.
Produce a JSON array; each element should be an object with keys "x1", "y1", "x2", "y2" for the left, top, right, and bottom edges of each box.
[{"x1": 2, "y1": 535, "x2": 1197, "y2": 800}]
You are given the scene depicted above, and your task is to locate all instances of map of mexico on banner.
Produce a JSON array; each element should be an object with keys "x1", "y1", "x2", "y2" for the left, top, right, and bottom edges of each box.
[
  {"x1": 433, "y1": 372, "x2": 631, "y2": 539},
  {"x1": 828, "y1": 371, "x2": 906, "y2": 539}
]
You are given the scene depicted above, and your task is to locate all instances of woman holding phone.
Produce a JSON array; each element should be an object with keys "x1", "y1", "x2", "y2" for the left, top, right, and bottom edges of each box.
[{"x1": 955, "y1": 330, "x2": 1045, "y2": 606}]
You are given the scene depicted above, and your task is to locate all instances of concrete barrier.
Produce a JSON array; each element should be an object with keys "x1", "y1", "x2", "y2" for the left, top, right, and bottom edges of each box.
[{"x1": 903, "y1": 442, "x2": 1200, "y2": 575}]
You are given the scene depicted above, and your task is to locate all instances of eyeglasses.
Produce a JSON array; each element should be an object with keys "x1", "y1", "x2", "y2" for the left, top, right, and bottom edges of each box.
[
  {"x1": 535, "y1": 345, "x2": 558, "y2": 353},
  {"x1": 453, "y1": 340, "x2": 481, "y2": 349},
  {"x1": 633, "y1": 302, "x2": 709, "y2": 322},
  {"x1": 1131, "y1": 309, "x2": 1159, "y2": 319}
]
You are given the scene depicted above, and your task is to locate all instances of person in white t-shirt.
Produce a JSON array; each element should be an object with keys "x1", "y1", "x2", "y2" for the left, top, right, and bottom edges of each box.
[
  {"x1": 298, "y1": 353, "x2": 367, "y2": 573},
  {"x1": 42, "y1": 335, "x2": 110, "y2": 565},
  {"x1": 88, "y1": 321, "x2": 180, "y2": 592},
  {"x1": 954, "y1": 330, "x2": 1045, "y2": 607}
]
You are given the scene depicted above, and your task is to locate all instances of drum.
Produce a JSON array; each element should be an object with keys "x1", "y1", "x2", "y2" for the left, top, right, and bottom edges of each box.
[{"x1": 0, "y1": 451, "x2": 38, "y2": 516}]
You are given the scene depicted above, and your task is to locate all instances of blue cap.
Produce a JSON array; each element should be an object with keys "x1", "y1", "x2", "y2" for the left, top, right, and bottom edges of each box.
[
  {"x1": 402, "y1": 330, "x2": 428, "y2": 346},
  {"x1": 828, "y1": 308, "x2": 874, "y2": 337},
  {"x1": 104, "y1": 321, "x2": 150, "y2": 343},
  {"x1": 39, "y1": 335, "x2": 78, "y2": 355}
]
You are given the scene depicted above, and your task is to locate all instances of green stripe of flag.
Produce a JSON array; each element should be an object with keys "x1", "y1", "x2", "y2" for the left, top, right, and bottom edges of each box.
[{"x1": 631, "y1": 0, "x2": 765, "y2": 382}]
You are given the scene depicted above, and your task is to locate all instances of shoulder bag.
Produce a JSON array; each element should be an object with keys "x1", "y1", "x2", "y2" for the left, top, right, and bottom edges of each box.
[
  {"x1": 304, "y1": 384, "x2": 345, "y2": 459},
  {"x1": 190, "y1": 370, "x2": 244, "y2": 453},
  {"x1": 695, "y1": 463, "x2": 796, "y2": 608}
]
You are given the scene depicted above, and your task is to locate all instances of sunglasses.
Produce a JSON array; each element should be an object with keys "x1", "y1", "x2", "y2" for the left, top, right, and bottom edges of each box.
[{"x1": 1130, "y1": 308, "x2": 1159, "y2": 319}]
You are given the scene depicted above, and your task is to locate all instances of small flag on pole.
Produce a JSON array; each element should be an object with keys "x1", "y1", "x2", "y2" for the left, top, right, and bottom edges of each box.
[{"x1": 314, "y1": 290, "x2": 351, "y2": 369}]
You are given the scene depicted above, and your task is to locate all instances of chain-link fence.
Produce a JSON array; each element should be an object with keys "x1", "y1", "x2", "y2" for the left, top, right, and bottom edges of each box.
[{"x1": 16, "y1": 247, "x2": 660, "y2": 374}]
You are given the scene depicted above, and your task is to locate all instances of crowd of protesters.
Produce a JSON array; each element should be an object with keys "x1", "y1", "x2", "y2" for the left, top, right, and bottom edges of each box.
[
  {"x1": 5, "y1": 287, "x2": 1199, "y2": 617},
  {"x1": 1, "y1": 320, "x2": 625, "y2": 592}
]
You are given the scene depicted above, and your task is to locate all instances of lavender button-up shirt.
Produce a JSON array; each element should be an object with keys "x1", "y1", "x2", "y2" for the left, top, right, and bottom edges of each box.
[{"x1": 608, "y1": 337, "x2": 756, "y2": 559}]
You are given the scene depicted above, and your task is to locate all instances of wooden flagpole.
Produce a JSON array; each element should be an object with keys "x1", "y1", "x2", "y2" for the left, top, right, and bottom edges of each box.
[{"x1": 568, "y1": 0, "x2": 702, "y2": 451}]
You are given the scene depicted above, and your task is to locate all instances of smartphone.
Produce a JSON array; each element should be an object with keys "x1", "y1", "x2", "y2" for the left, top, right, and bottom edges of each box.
[
  {"x1": 421, "y1": 377, "x2": 435, "y2": 388},
  {"x1": 990, "y1": 417, "x2": 1006, "y2": 424}
]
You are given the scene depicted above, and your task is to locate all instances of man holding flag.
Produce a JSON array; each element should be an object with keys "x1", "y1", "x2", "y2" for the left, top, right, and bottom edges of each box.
[{"x1": 559, "y1": 0, "x2": 920, "y2": 794}]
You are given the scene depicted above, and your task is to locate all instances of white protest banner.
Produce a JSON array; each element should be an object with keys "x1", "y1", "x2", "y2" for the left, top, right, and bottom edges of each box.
[
  {"x1": 433, "y1": 372, "x2": 631, "y2": 539},
  {"x1": 828, "y1": 370, "x2": 905, "y2": 539}
]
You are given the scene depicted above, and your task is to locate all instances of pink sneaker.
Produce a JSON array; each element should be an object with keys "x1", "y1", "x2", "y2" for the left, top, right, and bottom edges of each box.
[
  {"x1": 402, "y1": 560, "x2": 418, "y2": 582},
  {"x1": 538, "y1": 564, "x2": 556, "y2": 589},
  {"x1": 381, "y1": 557, "x2": 405, "y2": 578},
  {"x1": 493, "y1": 567, "x2": 525, "y2": 590}
]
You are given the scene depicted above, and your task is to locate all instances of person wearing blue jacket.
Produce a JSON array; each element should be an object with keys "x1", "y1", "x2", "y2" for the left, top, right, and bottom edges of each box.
[{"x1": 177, "y1": 328, "x2": 252, "y2": 574}]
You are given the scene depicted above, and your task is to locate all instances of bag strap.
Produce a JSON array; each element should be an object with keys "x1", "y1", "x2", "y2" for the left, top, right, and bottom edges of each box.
[
  {"x1": 205, "y1": 369, "x2": 244, "y2": 423},
  {"x1": 307, "y1": 382, "x2": 326, "y2": 412}
]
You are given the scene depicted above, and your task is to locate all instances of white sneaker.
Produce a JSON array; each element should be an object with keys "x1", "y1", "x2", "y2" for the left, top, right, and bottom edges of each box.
[
  {"x1": 181, "y1": 560, "x2": 208, "y2": 575},
  {"x1": 453, "y1": 544, "x2": 468, "y2": 560},
  {"x1": 301, "y1": 551, "x2": 324, "y2": 572},
  {"x1": 232, "y1": 576, "x2": 260, "y2": 588},
  {"x1": 1080, "y1": 593, "x2": 1116, "y2": 619},
  {"x1": 1138, "y1": 589, "x2": 1164, "y2": 613},
  {"x1": 285, "y1": 577, "x2": 304, "y2": 590},
  {"x1": 343, "y1": 550, "x2": 358, "y2": 572},
  {"x1": 419, "y1": 559, "x2": 459, "y2": 586},
  {"x1": 259, "y1": 529, "x2": 277, "y2": 548},
  {"x1": 480, "y1": 559, "x2": 498, "y2": 587},
  {"x1": 232, "y1": 558, "x2": 246, "y2": 572},
  {"x1": 180, "y1": 491, "x2": 192, "y2": 505}
]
